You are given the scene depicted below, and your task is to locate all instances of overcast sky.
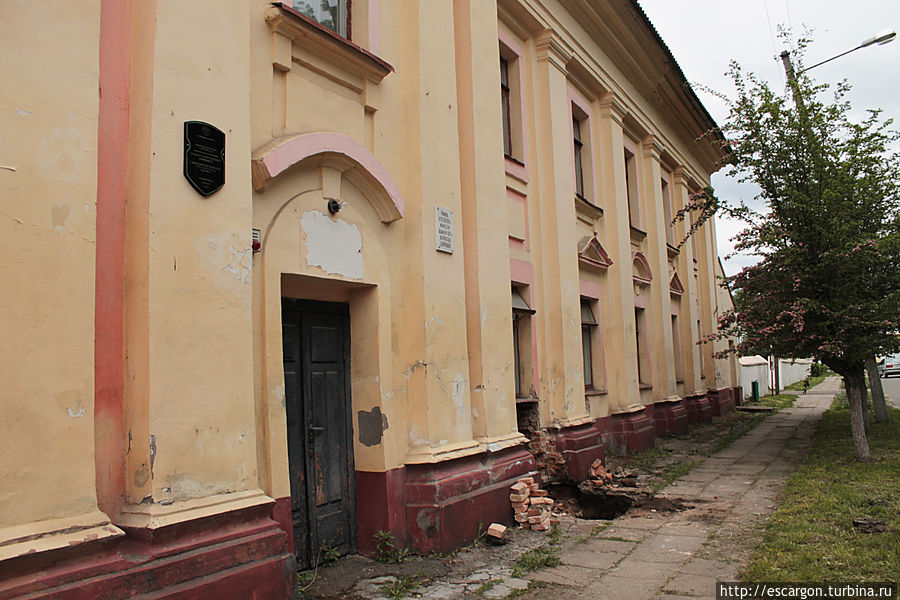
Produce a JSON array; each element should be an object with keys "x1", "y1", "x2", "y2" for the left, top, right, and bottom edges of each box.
[{"x1": 637, "y1": 0, "x2": 900, "y2": 276}]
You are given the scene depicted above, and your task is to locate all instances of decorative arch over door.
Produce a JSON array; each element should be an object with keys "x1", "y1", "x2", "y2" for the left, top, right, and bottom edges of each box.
[{"x1": 251, "y1": 132, "x2": 405, "y2": 223}]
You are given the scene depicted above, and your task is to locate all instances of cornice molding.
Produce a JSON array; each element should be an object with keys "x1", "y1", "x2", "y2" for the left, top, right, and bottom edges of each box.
[{"x1": 535, "y1": 30, "x2": 571, "y2": 72}]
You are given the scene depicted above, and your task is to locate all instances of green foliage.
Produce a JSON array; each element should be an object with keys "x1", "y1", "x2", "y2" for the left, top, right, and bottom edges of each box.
[
  {"x1": 318, "y1": 543, "x2": 341, "y2": 566},
  {"x1": 380, "y1": 575, "x2": 419, "y2": 600},
  {"x1": 511, "y1": 545, "x2": 561, "y2": 577},
  {"x1": 741, "y1": 405, "x2": 900, "y2": 581},
  {"x1": 474, "y1": 579, "x2": 503, "y2": 595},
  {"x1": 810, "y1": 362, "x2": 829, "y2": 377},
  {"x1": 685, "y1": 33, "x2": 900, "y2": 376},
  {"x1": 373, "y1": 530, "x2": 409, "y2": 563}
]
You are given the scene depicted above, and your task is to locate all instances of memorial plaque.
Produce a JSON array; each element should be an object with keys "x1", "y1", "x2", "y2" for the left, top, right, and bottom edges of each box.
[
  {"x1": 435, "y1": 206, "x2": 454, "y2": 254},
  {"x1": 183, "y1": 121, "x2": 225, "y2": 196}
]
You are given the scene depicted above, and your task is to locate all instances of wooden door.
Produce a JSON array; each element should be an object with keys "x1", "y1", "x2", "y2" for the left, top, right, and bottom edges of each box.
[{"x1": 282, "y1": 299, "x2": 355, "y2": 568}]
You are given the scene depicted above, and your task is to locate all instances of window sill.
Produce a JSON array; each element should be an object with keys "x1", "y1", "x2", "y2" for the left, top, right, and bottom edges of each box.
[
  {"x1": 639, "y1": 383, "x2": 653, "y2": 390},
  {"x1": 267, "y1": 3, "x2": 393, "y2": 99},
  {"x1": 585, "y1": 388, "x2": 607, "y2": 397},
  {"x1": 630, "y1": 226, "x2": 647, "y2": 243},
  {"x1": 575, "y1": 194, "x2": 603, "y2": 222},
  {"x1": 505, "y1": 155, "x2": 528, "y2": 184},
  {"x1": 675, "y1": 378, "x2": 685, "y2": 384},
  {"x1": 515, "y1": 396, "x2": 538, "y2": 404}
]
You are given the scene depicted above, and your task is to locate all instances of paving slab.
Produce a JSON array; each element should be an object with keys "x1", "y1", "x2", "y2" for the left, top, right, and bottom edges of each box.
[
  {"x1": 559, "y1": 548, "x2": 621, "y2": 570},
  {"x1": 664, "y1": 572, "x2": 720, "y2": 596}
]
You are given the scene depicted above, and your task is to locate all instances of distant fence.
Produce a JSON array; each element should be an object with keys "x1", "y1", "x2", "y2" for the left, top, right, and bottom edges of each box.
[{"x1": 739, "y1": 356, "x2": 812, "y2": 399}]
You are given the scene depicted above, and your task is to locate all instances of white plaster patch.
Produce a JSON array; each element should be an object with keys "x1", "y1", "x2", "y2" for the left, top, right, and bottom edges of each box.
[
  {"x1": 222, "y1": 245, "x2": 252, "y2": 283},
  {"x1": 66, "y1": 405, "x2": 86, "y2": 418},
  {"x1": 36, "y1": 126, "x2": 86, "y2": 184},
  {"x1": 194, "y1": 231, "x2": 252, "y2": 293},
  {"x1": 301, "y1": 211, "x2": 363, "y2": 280}
]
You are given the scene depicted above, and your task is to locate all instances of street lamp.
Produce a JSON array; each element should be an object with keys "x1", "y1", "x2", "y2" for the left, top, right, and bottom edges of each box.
[{"x1": 780, "y1": 29, "x2": 896, "y2": 104}]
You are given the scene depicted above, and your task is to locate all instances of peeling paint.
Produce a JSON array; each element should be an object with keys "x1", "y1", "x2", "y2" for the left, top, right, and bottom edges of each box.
[
  {"x1": 301, "y1": 210, "x2": 363, "y2": 279},
  {"x1": 134, "y1": 464, "x2": 149, "y2": 487},
  {"x1": 149, "y1": 434, "x2": 157, "y2": 475},
  {"x1": 222, "y1": 245, "x2": 252, "y2": 283},
  {"x1": 195, "y1": 232, "x2": 252, "y2": 293},
  {"x1": 357, "y1": 406, "x2": 389, "y2": 446},
  {"x1": 16, "y1": 109, "x2": 32, "y2": 116},
  {"x1": 274, "y1": 384, "x2": 285, "y2": 409},
  {"x1": 66, "y1": 404, "x2": 86, "y2": 418}
]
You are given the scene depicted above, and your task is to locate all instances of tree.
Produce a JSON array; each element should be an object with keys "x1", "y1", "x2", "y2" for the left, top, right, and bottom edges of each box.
[{"x1": 686, "y1": 38, "x2": 900, "y2": 461}]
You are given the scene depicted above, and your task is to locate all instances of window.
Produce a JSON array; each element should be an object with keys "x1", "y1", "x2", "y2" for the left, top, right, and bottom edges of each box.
[
  {"x1": 292, "y1": 0, "x2": 348, "y2": 38},
  {"x1": 512, "y1": 287, "x2": 536, "y2": 397},
  {"x1": 581, "y1": 299, "x2": 598, "y2": 389},
  {"x1": 498, "y1": 45, "x2": 524, "y2": 161},
  {"x1": 500, "y1": 58, "x2": 512, "y2": 157},
  {"x1": 661, "y1": 178, "x2": 674, "y2": 245},
  {"x1": 573, "y1": 116, "x2": 585, "y2": 199},
  {"x1": 635, "y1": 307, "x2": 650, "y2": 386},
  {"x1": 697, "y1": 319, "x2": 705, "y2": 378},
  {"x1": 672, "y1": 314, "x2": 683, "y2": 381},
  {"x1": 624, "y1": 148, "x2": 639, "y2": 227}
]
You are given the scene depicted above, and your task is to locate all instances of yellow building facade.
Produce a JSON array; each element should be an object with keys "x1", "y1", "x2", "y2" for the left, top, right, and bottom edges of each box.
[{"x1": 0, "y1": 0, "x2": 739, "y2": 597}]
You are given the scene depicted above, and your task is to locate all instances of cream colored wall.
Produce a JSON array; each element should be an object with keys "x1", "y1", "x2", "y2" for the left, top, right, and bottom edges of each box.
[
  {"x1": 0, "y1": 3, "x2": 122, "y2": 559},
  {"x1": 249, "y1": 0, "x2": 527, "y2": 503},
  {"x1": 498, "y1": 0, "x2": 727, "y2": 425},
  {"x1": 117, "y1": 0, "x2": 267, "y2": 529}
]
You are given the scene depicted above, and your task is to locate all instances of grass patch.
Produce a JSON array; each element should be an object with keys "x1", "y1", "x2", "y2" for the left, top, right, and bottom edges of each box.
[
  {"x1": 741, "y1": 405, "x2": 900, "y2": 581},
  {"x1": 627, "y1": 446, "x2": 673, "y2": 468},
  {"x1": 784, "y1": 374, "x2": 827, "y2": 392},
  {"x1": 474, "y1": 579, "x2": 503, "y2": 595},
  {"x1": 511, "y1": 545, "x2": 562, "y2": 577},
  {"x1": 745, "y1": 393, "x2": 798, "y2": 411}
]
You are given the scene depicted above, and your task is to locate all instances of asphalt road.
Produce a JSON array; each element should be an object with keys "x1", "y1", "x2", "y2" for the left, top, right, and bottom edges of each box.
[{"x1": 878, "y1": 375, "x2": 900, "y2": 409}]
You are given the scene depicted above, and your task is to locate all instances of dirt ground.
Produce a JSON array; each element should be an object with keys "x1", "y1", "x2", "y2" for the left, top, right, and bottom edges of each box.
[{"x1": 296, "y1": 409, "x2": 770, "y2": 600}]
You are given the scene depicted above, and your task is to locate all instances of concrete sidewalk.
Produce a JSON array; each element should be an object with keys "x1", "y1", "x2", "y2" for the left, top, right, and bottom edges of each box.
[{"x1": 523, "y1": 376, "x2": 840, "y2": 600}]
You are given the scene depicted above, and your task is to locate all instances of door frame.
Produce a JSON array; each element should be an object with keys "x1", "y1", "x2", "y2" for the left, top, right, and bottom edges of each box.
[{"x1": 281, "y1": 298, "x2": 357, "y2": 565}]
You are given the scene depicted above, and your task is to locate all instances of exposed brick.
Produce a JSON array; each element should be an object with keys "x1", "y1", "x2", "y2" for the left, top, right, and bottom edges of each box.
[{"x1": 510, "y1": 481, "x2": 529, "y2": 494}]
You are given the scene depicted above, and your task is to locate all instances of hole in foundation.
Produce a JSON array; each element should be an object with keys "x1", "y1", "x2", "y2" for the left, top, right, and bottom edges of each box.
[
  {"x1": 547, "y1": 483, "x2": 695, "y2": 520},
  {"x1": 548, "y1": 483, "x2": 633, "y2": 520}
]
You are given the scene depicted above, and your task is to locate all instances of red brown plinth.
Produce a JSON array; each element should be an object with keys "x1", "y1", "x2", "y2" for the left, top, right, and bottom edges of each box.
[
  {"x1": 404, "y1": 446, "x2": 535, "y2": 554},
  {"x1": 555, "y1": 422, "x2": 606, "y2": 481},
  {"x1": 653, "y1": 399, "x2": 689, "y2": 436},
  {"x1": 610, "y1": 409, "x2": 656, "y2": 453},
  {"x1": 713, "y1": 388, "x2": 736, "y2": 416},
  {"x1": 683, "y1": 394, "x2": 713, "y2": 424},
  {"x1": 355, "y1": 468, "x2": 408, "y2": 557},
  {"x1": 732, "y1": 386, "x2": 743, "y2": 406},
  {"x1": 0, "y1": 503, "x2": 293, "y2": 600},
  {"x1": 354, "y1": 445, "x2": 536, "y2": 556}
]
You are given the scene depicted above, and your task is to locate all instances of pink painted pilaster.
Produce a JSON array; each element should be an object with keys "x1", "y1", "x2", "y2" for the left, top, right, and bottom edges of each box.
[{"x1": 95, "y1": 0, "x2": 132, "y2": 520}]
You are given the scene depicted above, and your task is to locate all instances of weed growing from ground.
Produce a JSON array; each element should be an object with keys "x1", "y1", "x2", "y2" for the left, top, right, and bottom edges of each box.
[
  {"x1": 374, "y1": 530, "x2": 410, "y2": 563},
  {"x1": 511, "y1": 545, "x2": 561, "y2": 577},
  {"x1": 474, "y1": 579, "x2": 503, "y2": 595},
  {"x1": 380, "y1": 575, "x2": 419, "y2": 599}
]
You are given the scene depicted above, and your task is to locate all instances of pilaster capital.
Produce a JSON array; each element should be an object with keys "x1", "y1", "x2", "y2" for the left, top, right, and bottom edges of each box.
[
  {"x1": 535, "y1": 30, "x2": 571, "y2": 73},
  {"x1": 642, "y1": 135, "x2": 665, "y2": 162},
  {"x1": 597, "y1": 92, "x2": 627, "y2": 126}
]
